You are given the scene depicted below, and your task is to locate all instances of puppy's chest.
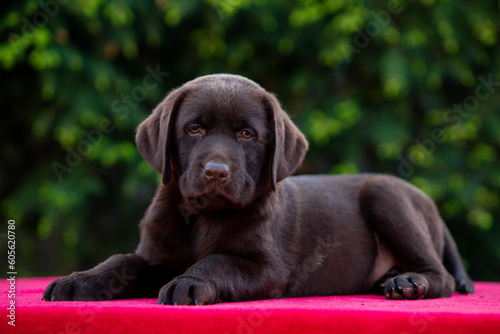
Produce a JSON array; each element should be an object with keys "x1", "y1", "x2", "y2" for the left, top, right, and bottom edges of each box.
[{"x1": 188, "y1": 215, "x2": 246, "y2": 257}]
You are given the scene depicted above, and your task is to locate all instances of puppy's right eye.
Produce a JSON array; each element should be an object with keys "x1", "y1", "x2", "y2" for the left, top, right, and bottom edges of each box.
[{"x1": 188, "y1": 125, "x2": 202, "y2": 134}]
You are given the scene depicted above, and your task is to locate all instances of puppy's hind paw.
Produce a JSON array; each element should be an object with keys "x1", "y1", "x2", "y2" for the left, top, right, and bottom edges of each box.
[{"x1": 455, "y1": 277, "x2": 475, "y2": 294}]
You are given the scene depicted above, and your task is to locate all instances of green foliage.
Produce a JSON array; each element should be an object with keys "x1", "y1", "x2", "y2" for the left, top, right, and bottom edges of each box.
[{"x1": 0, "y1": 0, "x2": 499, "y2": 280}]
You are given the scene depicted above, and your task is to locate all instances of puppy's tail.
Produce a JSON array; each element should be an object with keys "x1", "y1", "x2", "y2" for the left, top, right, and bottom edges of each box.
[{"x1": 442, "y1": 223, "x2": 475, "y2": 294}]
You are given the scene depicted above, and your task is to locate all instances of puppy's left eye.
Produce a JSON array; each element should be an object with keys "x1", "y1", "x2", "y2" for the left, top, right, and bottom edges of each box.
[
  {"x1": 240, "y1": 129, "x2": 253, "y2": 139},
  {"x1": 188, "y1": 125, "x2": 202, "y2": 134}
]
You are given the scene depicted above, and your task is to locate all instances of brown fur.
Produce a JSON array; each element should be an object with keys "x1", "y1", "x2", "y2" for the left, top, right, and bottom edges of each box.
[{"x1": 43, "y1": 74, "x2": 474, "y2": 304}]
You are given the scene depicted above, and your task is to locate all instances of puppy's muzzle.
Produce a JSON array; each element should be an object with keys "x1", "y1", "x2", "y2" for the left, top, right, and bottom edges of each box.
[{"x1": 203, "y1": 162, "x2": 230, "y2": 185}]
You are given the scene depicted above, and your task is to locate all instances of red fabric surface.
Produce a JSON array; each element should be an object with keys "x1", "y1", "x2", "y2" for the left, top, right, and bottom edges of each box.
[{"x1": 1, "y1": 278, "x2": 500, "y2": 334}]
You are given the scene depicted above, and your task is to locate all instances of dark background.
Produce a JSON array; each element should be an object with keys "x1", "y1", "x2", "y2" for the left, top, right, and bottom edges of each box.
[{"x1": 1, "y1": 0, "x2": 499, "y2": 281}]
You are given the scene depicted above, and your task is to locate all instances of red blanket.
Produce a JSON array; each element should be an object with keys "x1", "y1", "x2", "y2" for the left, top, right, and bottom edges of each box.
[{"x1": 1, "y1": 278, "x2": 499, "y2": 334}]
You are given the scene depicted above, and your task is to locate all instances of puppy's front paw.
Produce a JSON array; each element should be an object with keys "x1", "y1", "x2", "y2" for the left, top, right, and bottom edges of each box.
[
  {"x1": 158, "y1": 276, "x2": 218, "y2": 305},
  {"x1": 384, "y1": 273, "x2": 428, "y2": 300},
  {"x1": 43, "y1": 273, "x2": 104, "y2": 301},
  {"x1": 43, "y1": 270, "x2": 134, "y2": 301}
]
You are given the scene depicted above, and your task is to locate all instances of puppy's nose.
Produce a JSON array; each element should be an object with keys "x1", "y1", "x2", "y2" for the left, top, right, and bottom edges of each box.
[{"x1": 203, "y1": 162, "x2": 230, "y2": 184}]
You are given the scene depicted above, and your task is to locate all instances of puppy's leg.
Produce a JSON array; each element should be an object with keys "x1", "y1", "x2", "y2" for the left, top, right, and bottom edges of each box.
[
  {"x1": 157, "y1": 254, "x2": 286, "y2": 305},
  {"x1": 43, "y1": 253, "x2": 173, "y2": 301},
  {"x1": 359, "y1": 176, "x2": 456, "y2": 299}
]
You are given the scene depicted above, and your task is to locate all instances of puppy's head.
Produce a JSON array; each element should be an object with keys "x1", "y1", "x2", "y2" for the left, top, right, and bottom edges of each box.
[{"x1": 136, "y1": 74, "x2": 308, "y2": 210}]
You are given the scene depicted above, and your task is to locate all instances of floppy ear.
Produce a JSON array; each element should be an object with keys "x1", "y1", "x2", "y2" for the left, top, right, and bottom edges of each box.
[
  {"x1": 135, "y1": 87, "x2": 186, "y2": 185},
  {"x1": 263, "y1": 92, "x2": 308, "y2": 190}
]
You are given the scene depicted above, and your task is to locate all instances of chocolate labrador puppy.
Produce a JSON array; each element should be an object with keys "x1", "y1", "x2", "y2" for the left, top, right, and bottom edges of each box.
[{"x1": 43, "y1": 74, "x2": 474, "y2": 304}]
